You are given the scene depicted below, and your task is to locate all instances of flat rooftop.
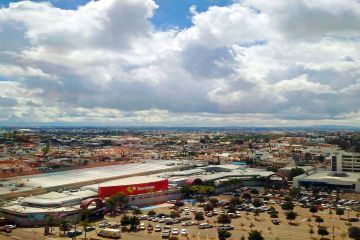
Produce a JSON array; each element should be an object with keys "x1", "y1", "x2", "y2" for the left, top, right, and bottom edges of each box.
[
  {"x1": 0, "y1": 160, "x2": 185, "y2": 195},
  {"x1": 296, "y1": 171, "x2": 360, "y2": 182},
  {"x1": 99, "y1": 176, "x2": 165, "y2": 187}
]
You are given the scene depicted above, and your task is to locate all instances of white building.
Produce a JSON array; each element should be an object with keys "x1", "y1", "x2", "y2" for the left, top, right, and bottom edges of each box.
[
  {"x1": 293, "y1": 171, "x2": 360, "y2": 192},
  {"x1": 331, "y1": 151, "x2": 360, "y2": 172},
  {"x1": 252, "y1": 151, "x2": 270, "y2": 161}
]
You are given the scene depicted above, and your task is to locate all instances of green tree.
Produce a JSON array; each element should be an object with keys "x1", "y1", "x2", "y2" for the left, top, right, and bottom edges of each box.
[
  {"x1": 254, "y1": 209, "x2": 260, "y2": 221},
  {"x1": 286, "y1": 211, "x2": 297, "y2": 224},
  {"x1": 218, "y1": 229, "x2": 232, "y2": 240},
  {"x1": 229, "y1": 197, "x2": 242, "y2": 206},
  {"x1": 148, "y1": 210, "x2": 156, "y2": 216},
  {"x1": 170, "y1": 210, "x2": 180, "y2": 219},
  {"x1": 195, "y1": 212, "x2": 204, "y2": 223},
  {"x1": 248, "y1": 230, "x2": 264, "y2": 240},
  {"x1": 318, "y1": 228, "x2": 329, "y2": 240},
  {"x1": 315, "y1": 216, "x2": 324, "y2": 226},
  {"x1": 336, "y1": 208, "x2": 345, "y2": 219},
  {"x1": 204, "y1": 203, "x2": 215, "y2": 212},
  {"x1": 105, "y1": 197, "x2": 117, "y2": 215},
  {"x1": 348, "y1": 226, "x2": 360, "y2": 240},
  {"x1": 129, "y1": 216, "x2": 140, "y2": 231},
  {"x1": 79, "y1": 220, "x2": 90, "y2": 239},
  {"x1": 309, "y1": 205, "x2": 318, "y2": 217},
  {"x1": 208, "y1": 197, "x2": 219, "y2": 205},
  {"x1": 121, "y1": 215, "x2": 130, "y2": 228},
  {"x1": 217, "y1": 214, "x2": 231, "y2": 224},
  {"x1": 59, "y1": 219, "x2": 69, "y2": 236},
  {"x1": 289, "y1": 168, "x2": 305, "y2": 180},
  {"x1": 250, "y1": 188, "x2": 259, "y2": 194},
  {"x1": 309, "y1": 227, "x2": 314, "y2": 238},
  {"x1": 242, "y1": 193, "x2": 252, "y2": 200},
  {"x1": 114, "y1": 193, "x2": 129, "y2": 212},
  {"x1": 253, "y1": 198, "x2": 263, "y2": 208},
  {"x1": 282, "y1": 201, "x2": 294, "y2": 211},
  {"x1": 132, "y1": 208, "x2": 142, "y2": 215}
]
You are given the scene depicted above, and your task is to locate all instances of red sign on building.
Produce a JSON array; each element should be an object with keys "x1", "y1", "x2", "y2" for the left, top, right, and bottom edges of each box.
[{"x1": 98, "y1": 179, "x2": 168, "y2": 199}]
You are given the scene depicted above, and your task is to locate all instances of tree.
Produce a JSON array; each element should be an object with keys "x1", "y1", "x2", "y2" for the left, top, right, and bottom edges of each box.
[
  {"x1": 289, "y1": 168, "x2": 305, "y2": 180},
  {"x1": 209, "y1": 197, "x2": 219, "y2": 206},
  {"x1": 59, "y1": 219, "x2": 69, "y2": 236},
  {"x1": 348, "y1": 226, "x2": 360, "y2": 240},
  {"x1": 254, "y1": 209, "x2": 260, "y2": 221},
  {"x1": 218, "y1": 229, "x2": 232, "y2": 240},
  {"x1": 204, "y1": 203, "x2": 215, "y2": 212},
  {"x1": 309, "y1": 205, "x2": 318, "y2": 217},
  {"x1": 229, "y1": 197, "x2": 242, "y2": 206},
  {"x1": 195, "y1": 212, "x2": 204, "y2": 223},
  {"x1": 289, "y1": 188, "x2": 301, "y2": 197},
  {"x1": 148, "y1": 210, "x2": 156, "y2": 216},
  {"x1": 132, "y1": 208, "x2": 142, "y2": 215},
  {"x1": 129, "y1": 216, "x2": 140, "y2": 231},
  {"x1": 253, "y1": 198, "x2": 263, "y2": 208},
  {"x1": 243, "y1": 193, "x2": 252, "y2": 200},
  {"x1": 336, "y1": 208, "x2": 345, "y2": 219},
  {"x1": 282, "y1": 201, "x2": 294, "y2": 211},
  {"x1": 45, "y1": 215, "x2": 56, "y2": 233},
  {"x1": 42, "y1": 146, "x2": 50, "y2": 155},
  {"x1": 286, "y1": 211, "x2": 297, "y2": 224},
  {"x1": 121, "y1": 215, "x2": 131, "y2": 230},
  {"x1": 315, "y1": 216, "x2": 324, "y2": 226},
  {"x1": 170, "y1": 211, "x2": 180, "y2": 219},
  {"x1": 309, "y1": 227, "x2": 314, "y2": 238},
  {"x1": 248, "y1": 230, "x2": 264, "y2": 240},
  {"x1": 217, "y1": 214, "x2": 231, "y2": 224},
  {"x1": 105, "y1": 197, "x2": 117, "y2": 215},
  {"x1": 250, "y1": 188, "x2": 259, "y2": 195},
  {"x1": 318, "y1": 228, "x2": 329, "y2": 240},
  {"x1": 79, "y1": 220, "x2": 90, "y2": 239},
  {"x1": 114, "y1": 193, "x2": 129, "y2": 211}
]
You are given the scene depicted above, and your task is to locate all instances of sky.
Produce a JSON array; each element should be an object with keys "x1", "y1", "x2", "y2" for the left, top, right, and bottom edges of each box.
[{"x1": 0, "y1": 0, "x2": 360, "y2": 127}]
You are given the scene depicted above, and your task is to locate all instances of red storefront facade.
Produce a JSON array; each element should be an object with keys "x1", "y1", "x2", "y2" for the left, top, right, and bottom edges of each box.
[{"x1": 98, "y1": 179, "x2": 168, "y2": 199}]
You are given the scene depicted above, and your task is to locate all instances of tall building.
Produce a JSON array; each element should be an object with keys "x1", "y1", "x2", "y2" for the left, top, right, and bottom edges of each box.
[{"x1": 331, "y1": 151, "x2": 360, "y2": 172}]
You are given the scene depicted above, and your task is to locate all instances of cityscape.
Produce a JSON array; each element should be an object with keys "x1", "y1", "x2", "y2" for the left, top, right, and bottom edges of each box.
[{"x1": 0, "y1": 0, "x2": 360, "y2": 240}]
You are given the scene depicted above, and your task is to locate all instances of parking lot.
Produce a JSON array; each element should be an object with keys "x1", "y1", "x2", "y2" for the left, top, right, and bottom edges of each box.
[{"x1": 3, "y1": 188, "x2": 360, "y2": 240}]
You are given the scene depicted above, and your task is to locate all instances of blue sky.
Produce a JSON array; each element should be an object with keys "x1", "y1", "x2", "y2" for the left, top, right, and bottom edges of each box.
[{"x1": 0, "y1": 0, "x2": 232, "y2": 29}]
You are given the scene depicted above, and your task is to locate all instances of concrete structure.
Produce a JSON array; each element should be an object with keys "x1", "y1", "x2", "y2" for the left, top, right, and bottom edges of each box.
[
  {"x1": 0, "y1": 190, "x2": 97, "y2": 226},
  {"x1": 293, "y1": 171, "x2": 360, "y2": 192},
  {"x1": 331, "y1": 151, "x2": 360, "y2": 172}
]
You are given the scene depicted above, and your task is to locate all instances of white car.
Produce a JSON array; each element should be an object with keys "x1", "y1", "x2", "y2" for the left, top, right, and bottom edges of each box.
[
  {"x1": 181, "y1": 229, "x2": 189, "y2": 235},
  {"x1": 155, "y1": 225, "x2": 162, "y2": 232},
  {"x1": 172, "y1": 228, "x2": 179, "y2": 235},
  {"x1": 139, "y1": 223, "x2": 146, "y2": 230}
]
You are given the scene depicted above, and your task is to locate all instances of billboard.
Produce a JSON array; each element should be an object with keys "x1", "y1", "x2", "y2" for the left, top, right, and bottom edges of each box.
[{"x1": 98, "y1": 179, "x2": 168, "y2": 199}]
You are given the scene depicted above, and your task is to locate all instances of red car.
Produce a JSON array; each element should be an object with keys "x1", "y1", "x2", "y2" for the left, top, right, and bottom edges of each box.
[{"x1": 0, "y1": 227, "x2": 12, "y2": 233}]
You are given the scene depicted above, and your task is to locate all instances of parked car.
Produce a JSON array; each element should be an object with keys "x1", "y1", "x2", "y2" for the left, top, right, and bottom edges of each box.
[
  {"x1": 162, "y1": 230, "x2": 171, "y2": 238},
  {"x1": 181, "y1": 228, "x2": 189, "y2": 235},
  {"x1": 155, "y1": 225, "x2": 162, "y2": 232},
  {"x1": 99, "y1": 222, "x2": 111, "y2": 228},
  {"x1": 85, "y1": 226, "x2": 95, "y2": 232},
  {"x1": 0, "y1": 227, "x2": 12, "y2": 233},
  {"x1": 198, "y1": 223, "x2": 213, "y2": 229},
  {"x1": 4, "y1": 224, "x2": 16, "y2": 229},
  {"x1": 218, "y1": 224, "x2": 234, "y2": 230},
  {"x1": 172, "y1": 228, "x2": 179, "y2": 235},
  {"x1": 67, "y1": 230, "x2": 82, "y2": 238}
]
